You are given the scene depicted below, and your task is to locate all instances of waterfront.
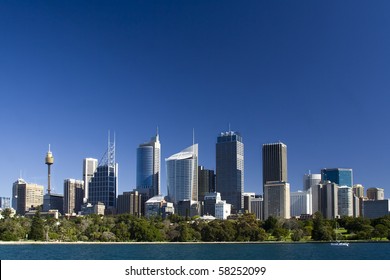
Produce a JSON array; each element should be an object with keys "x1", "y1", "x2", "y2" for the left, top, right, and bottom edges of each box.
[{"x1": 1, "y1": 242, "x2": 390, "y2": 260}]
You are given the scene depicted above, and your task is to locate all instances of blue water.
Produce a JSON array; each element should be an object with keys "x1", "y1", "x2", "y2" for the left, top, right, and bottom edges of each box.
[{"x1": 1, "y1": 242, "x2": 389, "y2": 260}]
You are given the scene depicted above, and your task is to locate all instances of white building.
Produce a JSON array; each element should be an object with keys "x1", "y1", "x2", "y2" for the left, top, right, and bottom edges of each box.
[
  {"x1": 303, "y1": 173, "x2": 321, "y2": 191},
  {"x1": 83, "y1": 158, "x2": 98, "y2": 202},
  {"x1": 264, "y1": 181, "x2": 290, "y2": 219},
  {"x1": 215, "y1": 200, "x2": 231, "y2": 220},
  {"x1": 290, "y1": 191, "x2": 310, "y2": 217},
  {"x1": 166, "y1": 144, "x2": 198, "y2": 205}
]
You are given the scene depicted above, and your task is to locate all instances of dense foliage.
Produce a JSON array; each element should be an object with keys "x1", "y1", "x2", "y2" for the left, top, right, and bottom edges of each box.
[{"x1": 1, "y1": 211, "x2": 390, "y2": 242}]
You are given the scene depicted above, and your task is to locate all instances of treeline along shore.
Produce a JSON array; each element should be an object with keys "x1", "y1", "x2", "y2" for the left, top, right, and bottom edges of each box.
[{"x1": 1, "y1": 209, "x2": 390, "y2": 242}]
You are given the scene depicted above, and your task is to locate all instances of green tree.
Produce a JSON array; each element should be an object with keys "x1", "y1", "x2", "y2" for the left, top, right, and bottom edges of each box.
[{"x1": 29, "y1": 210, "x2": 45, "y2": 241}]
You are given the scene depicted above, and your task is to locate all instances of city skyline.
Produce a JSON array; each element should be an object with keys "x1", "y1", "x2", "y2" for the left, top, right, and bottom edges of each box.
[{"x1": 1, "y1": 1, "x2": 390, "y2": 199}]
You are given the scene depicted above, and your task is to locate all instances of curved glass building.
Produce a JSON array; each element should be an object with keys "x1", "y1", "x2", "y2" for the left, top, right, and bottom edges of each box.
[
  {"x1": 136, "y1": 134, "x2": 161, "y2": 197},
  {"x1": 166, "y1": 144, "x2": 198, "y2": 205}
]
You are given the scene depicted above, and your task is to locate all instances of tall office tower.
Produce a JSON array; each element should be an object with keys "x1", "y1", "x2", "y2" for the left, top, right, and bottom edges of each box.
[
  {"x1": 12, "y1": 178, "x2": 44, "y2": 215},
  {"x1": 117, "y1": 191, "x2": 142, "y2": 216},
  {"x1": 83, "y1": 158, "x2": 98, "y2": 202},
  {"x1": 338, "y1": 186, "x2": 353, "y2": 217},
  {"x1": 366, "y1": 187, "x2": 385, "y2": 200},
  {"x1": 216, "y1": 131, "x2": 244, "y2": 212},
  {"x1": 88, "y1": 134, "x2": 118, "y2": 213},
  {"x1": 166, "y1": 144, "x2": 198, "y2": 206},
  {"x1": 290, "y1": 191, "x2": 310, "y2": 217},
  {"x1": 319, "y1": 181, "x2": 338, "y2": 220},
  {"x1": 63, "y1": 179, "x2": 84, "y2": 215},
  {"x1": 264, "y1": 181, "x2": 290, "y2": 219},
  {"x1": 262, "y1": 142, "x2": 287, "y2": 187},
  {"x1": 303, "y1": 173, "x2": 321, "y2": 191},
  {"x1": 0, "y1": 197, "x2": 11, "y2": 209},
  {"x1": 321, "y1": 168, "x2": 353, "y2": 187},
  {"x1": 198, "y1": 166, "x2": 216, "y2": 201},
  {"x1": 136, "y1": 133, "x2": 161, "y2": 198},
  {"x1": 352, "y1": 184, "x2": 365, "y2": 198}
]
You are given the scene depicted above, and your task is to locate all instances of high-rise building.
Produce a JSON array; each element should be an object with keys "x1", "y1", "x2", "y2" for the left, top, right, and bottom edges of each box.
[
  {"x1": 117, "y1": 190, "x2": 142, "y2": 216},
  {"x1": 338, "y1": 186, "x2": 353, "y2": 217},
  {"x1": 290, "y1": 191, "x2": 310, "y2": 217},
  {"x1": 136, "y1": 133, "x2": 161, "y2": 198},
  {"x1": 88, "y1": 134, "x2": 118, "y2": 213},
  {"x1": 352, "y1": 184, "x2": 365, "y2": 198},
  {"x1": 250, "y1": 197, "x2": 264, "y2": 220},
  {"x1": 321, "y1": 168, "x2": 353, "y2": 187},
  {"x1": 264, "y1": 181, "x2": 290, "y2": 219},
  {"x1": 0, "y1": 197, "x2": 11, "y2": 209},
  {"x1": 63, "y1": 179, "x2": 84, "y2": 215},
  {"x1": 303, "y1": 173, "x2": 321, "y2": 191},
  {"x1": 319, "y1": 181, "x2": 338, "y2": 219},
  {"x1": 166, "y1": 144, "x2": 198, "y2": 206},
  {"x1": 366, "y1": 187, "x2": 385, "y2": 200},
  {"x1": 262, "y1": 142, "x2": 287, "y2": 186},
  {"x1": 12, "y1": 179, "x2": 44, "y2": 215},
  {"x1": 216, "y1": 131, "x2": 244, "y2": 212},
  {"x1": 83, "y1": 158, "x2": 98, "y2": 202},
  {"x1": 198, "y1": 166, "x2": 215, "y2": 201}
]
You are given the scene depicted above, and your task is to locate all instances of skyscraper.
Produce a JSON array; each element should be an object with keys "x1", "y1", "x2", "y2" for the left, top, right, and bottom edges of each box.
[
  {"x1": 366, "y1": 187, "x2": 385, "y2": 200},
  {"x1": 303, "y1": 173, "x2": 321, "y2": 191},
  {"x1": 262, "y1": 142, "x2": 287, "y2": 186},
  {"x1": 264, "y1": 181, "x2": 291, "y2": 219},
  {"x1": 83, "y1": 158, "x2": 98, "y2": 202},
  {"x1": 166, "y1": 144, "x2": 198, "y2": 206},
  {"x1": 321, "y1": 168, "x2": 353, "y2": 187},
  {"x1": 88, "y1": 134, "x2": 118, "y2": 213},
  {"x1": 216, "y1": 131, "x2": 244, "y2": 212},
  {"x1": 12, "y1": 178, "x2": 44, "y2": 215},
  {"x1": 136, "y1": 133, "x2": 161, "y2": 198},
  {"x1": 63, "y1": 179, "x2": 84, "y2": 215},
  {"x1": 198, "y1": 166, "x2": 216, "y2": 201}
]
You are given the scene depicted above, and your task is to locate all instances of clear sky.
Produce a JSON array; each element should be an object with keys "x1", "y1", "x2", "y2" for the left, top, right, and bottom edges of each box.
[{"x1": 1, "y1": 0, "x2": 390, "y2": 200}]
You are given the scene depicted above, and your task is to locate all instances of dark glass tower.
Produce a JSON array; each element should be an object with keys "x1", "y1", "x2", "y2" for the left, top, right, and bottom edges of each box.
[
  {"x1": 216, "y1": 131, "x2": 244, "y2": 212},
  {"x1": 262, "y1": 142, "x2": 288, "y2": 186},
  {"x1": 321, "y1": 168, "x2": 353, "y2": 187}
]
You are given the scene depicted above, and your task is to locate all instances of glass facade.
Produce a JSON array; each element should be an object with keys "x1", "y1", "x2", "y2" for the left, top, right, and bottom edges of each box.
[
  {"x1": 216, "y1": 131, "x2": 244, "y2": 212},
  {"x1": 166, "y1": 144, "x2": 198, "y2": 206},
  {"x1": 88, "y1": 165, "x2": 118, "y2": 210},
  {"x1": 321, "y1": 168, "x2": 353, "y2": 187}
]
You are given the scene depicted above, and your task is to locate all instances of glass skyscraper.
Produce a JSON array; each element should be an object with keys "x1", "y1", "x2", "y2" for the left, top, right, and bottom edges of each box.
[
  {"x1": 216, "y1": 131, "x2": 244, "y2": 212},
  {"x1": 136, "y1": 133, "x2": 161, "y2": 198},
  {"x1": 166, "y1": 144, "x2": 198, "y2": 206},
  {"x1": 321, "y1": 168, "x2": 353, "y2": 187}
]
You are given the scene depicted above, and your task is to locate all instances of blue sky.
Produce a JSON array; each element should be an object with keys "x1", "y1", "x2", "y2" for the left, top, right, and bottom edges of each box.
[{"x1": 1, "y1": 0, "x2": 390, "y2": 199}]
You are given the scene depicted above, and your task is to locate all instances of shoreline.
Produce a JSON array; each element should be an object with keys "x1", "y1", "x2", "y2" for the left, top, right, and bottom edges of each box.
[{"x1": 1, "y1": 240, "x2": 388, "y2": 245}]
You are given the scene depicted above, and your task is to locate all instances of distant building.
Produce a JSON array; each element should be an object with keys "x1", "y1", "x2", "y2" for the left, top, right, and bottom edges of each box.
[
  {"x1": 203, "y1": 192, "x2": 221, "y2": 217},
  {"x1": 13, "y1": 179, "x2": 44, "y2": 215},
  {"x1": 81, "y1": 202, "x2": 105, "y2": 216},
  {"x1": 290, "y1": 191, "x2": 310, "y2": 217},
  {"x1": 176, "y1": 200, "x2": 202, "y2": 217},
  {"x1": 43, "y1": 193, "x2": 64, "y2": 215},
  {"x1": 145, "y1": 195, "x2": 174, "y2": 218},
  {"x1": 88, "y1": 135, "x2": 118, "y2": 214},
  {"x1": 303, "y1": 173, "x2": 321, "y2": 191},
  {"x1": 321, "y1": 168, "x2": 353, "y2": 187},
  {"x1": 116, "y1": 190, "x2": 142, "y2": 216},
  {"x1": 352, "y1": 184, "x2": 365, "y2": 198},
  {"x1": 264, "y1": 181, "x2": 290, "y2": 219},
  {"x1": 319, "y1": 181, "x2": 338, "y2": 220},
  {"x1": 262, "y1": 142, "x2": 287, "y2": 186},
  {"x1": 250, "y1": 197, "x2": 263, "y2": 220},
  {"x1": 363, "y1": 199, "x2": 390, "y2": 219},
  {"x1": 83, "y1": 158, "x2": 98, "y2": 202},
  {"x1": 0, "y1": 197, "x2": 11, "y2": 209},
  {"x1": 63, "y1": 179, "x2": 84, "y2": 215},
  {"x1": 366, "y1": 188, "x2": 385, "y2": 200},
  {"x1": 136, "y1": 133, "x2": 161, "y2": 199},
  {"x1": 166, "y1": 144, "x2": 198, "y2": 206},
  {"x1": 338, "y1": 186, "x2": 353, "y2": 217},
  {"x1": 216, "y1": 131, "x2": 244, "y2": 212},
  {"x1": 215, "y1": 200, "x2": 231, "y2": 220},
  {"x1": 198, "y1": 166, "x2": 215, "y2": 201}
]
